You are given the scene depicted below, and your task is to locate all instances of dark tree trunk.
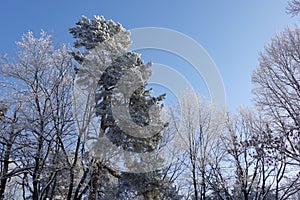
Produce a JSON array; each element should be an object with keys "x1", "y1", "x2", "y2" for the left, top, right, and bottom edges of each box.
[{"x1": 0, "y1": 143, "x2": 12, "y2": 200}]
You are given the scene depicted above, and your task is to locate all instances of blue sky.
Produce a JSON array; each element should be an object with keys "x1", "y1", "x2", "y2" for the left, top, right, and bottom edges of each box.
[{"x1": 0, "y1": 0, "x2": 298, "y2": 111}]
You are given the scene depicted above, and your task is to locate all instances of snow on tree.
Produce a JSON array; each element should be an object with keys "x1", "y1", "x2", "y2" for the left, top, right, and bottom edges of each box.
[
  {"x1": 70, "y1": 15, "x2": 180, "y2": 199},
  {"x1": 0, "y1": 31, "x2": 77, "y2": 200},
  {"x1": 252, "y1": 27, "x2": 300, "y2": 164},
  {"x1": 287, "y1": 0, "x2": 300, "y2": 17},
  {"x1": 252, "y1": 27, "x2": 300, "y2": 199}
]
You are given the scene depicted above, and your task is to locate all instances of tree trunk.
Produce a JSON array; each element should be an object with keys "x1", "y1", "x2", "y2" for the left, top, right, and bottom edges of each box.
[
  {"x1": 0, "y1": 143, "x2": 12, "y2": 200},
  {"x1": 192, "y1": 161, "x2": 198, "y2": 200}
]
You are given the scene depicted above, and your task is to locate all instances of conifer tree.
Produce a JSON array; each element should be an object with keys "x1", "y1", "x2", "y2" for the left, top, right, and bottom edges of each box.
[{"x1": 70, "y1": 15, "x2": 180, "y2": 199}]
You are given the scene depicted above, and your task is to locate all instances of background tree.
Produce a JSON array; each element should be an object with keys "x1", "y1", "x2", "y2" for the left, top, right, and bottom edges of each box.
[
  {"x1": 252, "y1": 26, "x2": 300, "y2": 199},
  {"x1": 0, "y1": 100, "x2": 25, "y2": 200},
  {"x1": 252, "y1": 27, "x2": 300, "y2": 165},
  {"x1": 168, "y1": 91, "x2": 224, "y2": 200},
  {"x1": 287, "y1": 0, "x2": 300, "y2": 17},
  {"x1": 0, "y1": 31, "x2": 77, "y2": 200},
  {"x1": 222, "y1": 109, "x2": 277, "y2": 200}
]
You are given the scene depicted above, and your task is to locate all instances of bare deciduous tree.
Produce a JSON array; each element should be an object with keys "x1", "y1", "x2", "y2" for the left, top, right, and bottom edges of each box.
[
  {"x1": 252, "y1": 26, "x2": 300, "y2": 199},
  {"x1": 0, "y1": 31, "x2": 78, "y2": 200},
  {"x1": 252, "y1": 27, "x2": 300, "y2": 165},
  {"x1": 287, "y1": 0, "x2": 300, "y2": 17},
  {"x1": 170, "y1": 91, "x2": 224, "y2": 200}
]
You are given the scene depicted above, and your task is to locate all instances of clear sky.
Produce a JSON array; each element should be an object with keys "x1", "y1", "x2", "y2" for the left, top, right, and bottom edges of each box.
[{"x1": 0, "y1": 0, "x2": 298, "y2": 111}]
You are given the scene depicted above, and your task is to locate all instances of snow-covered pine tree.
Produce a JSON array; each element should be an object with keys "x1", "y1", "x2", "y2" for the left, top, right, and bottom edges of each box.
[{"x1": 70, "y1": 16, "x2": 180, "y2": 199}]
